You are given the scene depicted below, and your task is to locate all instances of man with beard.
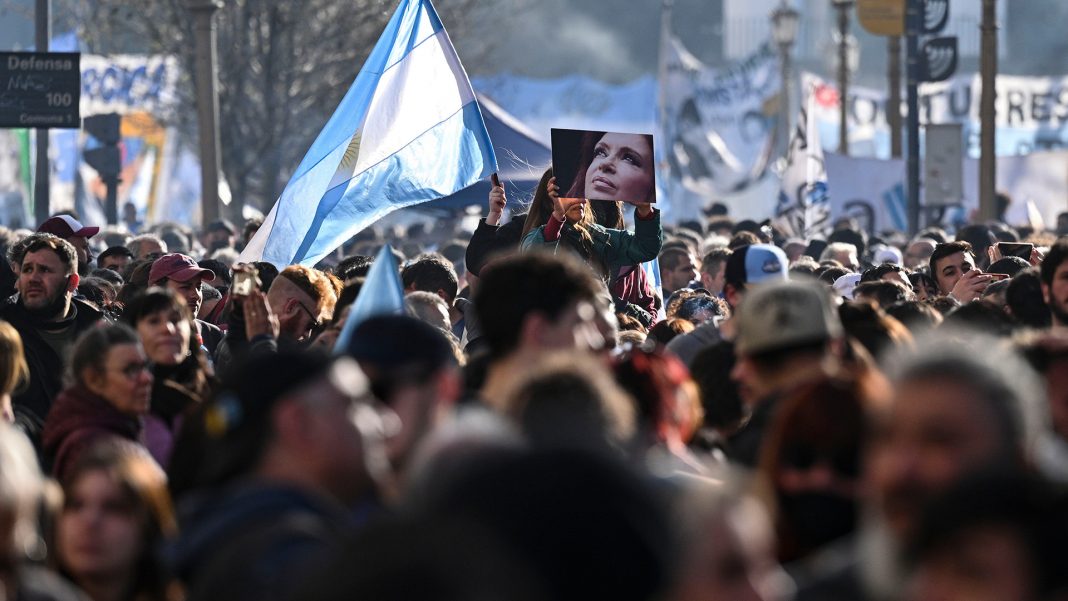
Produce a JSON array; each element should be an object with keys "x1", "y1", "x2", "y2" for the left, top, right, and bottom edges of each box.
[
  {"x1": 796, "y1": 334, "x2": 1048, "y2": 601},
  {"x1": 1041, "y1": 239, "x2": 1068, "y2": 333},
  {"x1": 0, "y1": 234, "x2": 106, "y2": 445},
  {"x1": 36, "y1": 215, "x2": 99, "y2": 277}
]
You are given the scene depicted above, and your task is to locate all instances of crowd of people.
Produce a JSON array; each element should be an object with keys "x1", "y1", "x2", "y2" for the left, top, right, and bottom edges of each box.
[{"x1": 0, "y1": 172, "x2": 1067, "y2": 601}]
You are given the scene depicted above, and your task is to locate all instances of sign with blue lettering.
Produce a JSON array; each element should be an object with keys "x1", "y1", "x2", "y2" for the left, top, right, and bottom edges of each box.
[
  {"x1": 79, "y1": 55, "x2": 177, "y2": 117},
  {"x1": 0, "y1": 52, "x2": 81, "y2": 129}
]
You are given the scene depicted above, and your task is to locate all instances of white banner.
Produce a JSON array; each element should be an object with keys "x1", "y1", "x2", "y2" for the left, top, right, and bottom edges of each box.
[
  {"x1": 659, "y1": 40, "x2": 781, "y2": 200},
  {"x1": 80, "y1": 55, "x2": 179, "y2": 118},
  {"x1": 803, "y1": 72, "x2": 1068, "y2": 157},
  {"x1": 826, "y1": 150, "x2": 1068, "y2": 234}
]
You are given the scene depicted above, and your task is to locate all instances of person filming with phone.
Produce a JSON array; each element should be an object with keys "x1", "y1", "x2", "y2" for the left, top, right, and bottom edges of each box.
[
  {"x1": 930, "y1": 241, "x2": 995, "y2": 303},
  {"x1": 214, "y1": 264, "x2": 338, "y2": 371}
]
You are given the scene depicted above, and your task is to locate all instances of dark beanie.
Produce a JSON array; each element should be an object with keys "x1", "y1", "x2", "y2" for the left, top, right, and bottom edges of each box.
[{"x1": 346, "y1": 315, "x2": 456, "y2": 372}]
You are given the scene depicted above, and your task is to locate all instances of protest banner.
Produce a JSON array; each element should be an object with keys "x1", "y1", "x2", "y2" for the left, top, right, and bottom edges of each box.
[
  {"x1": 659, "y1": 39, "x2": 781, "y2": 203},
  {"x1": 804, "y1": 71, "x2": 1068, "y2": 157},
  {"x1": 825, "y1": 149, "x2": 1068, "y2": 234},
  {"x1": 79, "y1": 55, "x2": 179, "y2": 118}
]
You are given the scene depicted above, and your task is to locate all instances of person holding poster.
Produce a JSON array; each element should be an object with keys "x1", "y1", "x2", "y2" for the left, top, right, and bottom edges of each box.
[{"x1": 522, "y1": 176, "x2": 660, "y2": 277}]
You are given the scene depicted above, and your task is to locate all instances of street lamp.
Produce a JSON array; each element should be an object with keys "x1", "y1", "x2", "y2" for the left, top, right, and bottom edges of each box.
[
  {"x1": 832, "y1": 0, "x2": 855, "y2": 156},
  {"x1": 187, "y1": 0, "x2": 225, "y2": 227},
  {"x1": 771, "y1": 1, "x2": 800, "y2": 155}
]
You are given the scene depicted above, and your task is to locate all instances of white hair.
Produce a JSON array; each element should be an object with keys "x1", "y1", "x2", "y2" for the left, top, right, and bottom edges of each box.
[
  {"x1": 128, "y1": 234, "x2": 167, "y2": 256},
  {"x1": 819, "y1": 242, "x2": 859, "y2": 264},
  {"x1": 210, "y1": 247, "x2": 240, "y2": 266}
]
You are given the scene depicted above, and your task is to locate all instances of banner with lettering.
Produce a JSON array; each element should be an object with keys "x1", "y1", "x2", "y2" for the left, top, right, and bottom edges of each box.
[
  {"x1": 825, "y1": 150, "x2": 1068, "y2": 234},
  {"x1": 803, "y1": 72, "x2": 1068, "y2": 157},
  {"x1": 80, "y1": 55, "x2": 179, "y2": 118},
  {"x1": 659, "y1": 39, "x2": 781, "y2": 216}
]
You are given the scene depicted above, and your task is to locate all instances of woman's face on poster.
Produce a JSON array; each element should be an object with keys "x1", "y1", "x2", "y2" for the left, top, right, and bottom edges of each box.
[{"x1": 584, "y1": 133, "x2": 654, "y2": 204}]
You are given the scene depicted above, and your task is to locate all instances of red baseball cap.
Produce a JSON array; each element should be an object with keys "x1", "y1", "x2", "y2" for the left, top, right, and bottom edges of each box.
[
  {"x1": 37, "y1": 215, "x2": 100, "y2": 239},
  {"x1": 149, "y1": 253, "x2": 216, "y2": 285}
]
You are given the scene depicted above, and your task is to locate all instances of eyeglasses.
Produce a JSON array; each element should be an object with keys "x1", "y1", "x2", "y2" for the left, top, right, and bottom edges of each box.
[
  {"x1": 109, "y1": 361, "x2": 150, "y2": 380},
  {"x1": 296, "y1": 302, "x2": 323, "y2": 333}
]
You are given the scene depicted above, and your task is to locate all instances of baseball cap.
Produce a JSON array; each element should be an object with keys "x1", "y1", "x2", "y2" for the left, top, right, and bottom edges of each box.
[
  {"x1": 734, "y1": 280, "x2": 843, "y2": 356},
  {"x1": 832, "y1": 273, "x2": 862, "y2": 300},
  {"x1": 149, "y1": 253, "x2": 216, "y2": 285},
  {"x1": 873, "y1": 245, "x2": 904, "y2": 266},
  {"x1": 724, "y1": 244, "x2": 789, "y2": 288},
  {"x1": 37, "y1": 215, "x2": 99, "y2": 239}
]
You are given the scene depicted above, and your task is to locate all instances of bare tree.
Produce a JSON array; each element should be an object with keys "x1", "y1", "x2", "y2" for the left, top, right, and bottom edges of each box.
[{"x1": 70, "y1": 0, "x2": 516, "y2": 220}]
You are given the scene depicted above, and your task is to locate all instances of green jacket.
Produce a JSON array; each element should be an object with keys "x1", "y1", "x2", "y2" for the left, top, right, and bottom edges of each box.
[{"x1": 521, "y1": 210, "x2": 663, "y2": 272}]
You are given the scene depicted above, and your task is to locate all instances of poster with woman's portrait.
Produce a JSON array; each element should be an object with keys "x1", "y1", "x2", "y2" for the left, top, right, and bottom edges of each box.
[{"x1": 551, "y1": 128, "x2": 657, "y2": 205}]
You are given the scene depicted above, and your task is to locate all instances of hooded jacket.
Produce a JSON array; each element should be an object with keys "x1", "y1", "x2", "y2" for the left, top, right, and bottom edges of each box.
[
  {"x1": 0, "y1": 295, "x2": 106, "y2": 447},
  {"x1": 41, "y1": 384, "x2": 143, "y2": 481}
]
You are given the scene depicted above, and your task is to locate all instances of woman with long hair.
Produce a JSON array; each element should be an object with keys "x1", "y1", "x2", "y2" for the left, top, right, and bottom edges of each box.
[
  {"x1": 0, "y1": 320, "x2": 29, "y2": 423},
  {"x1": 122, "y1": 288, "x2": 215, "y2": 468},
  {"x1": 54, "y1": 442, "x2": 178, "y2": 601},
  {"x1": 42, "y1": 324, "x2": 154, "y2": 481},
  {"x1": 522, "y1": 132, "x2": 662, "y2": 292}
]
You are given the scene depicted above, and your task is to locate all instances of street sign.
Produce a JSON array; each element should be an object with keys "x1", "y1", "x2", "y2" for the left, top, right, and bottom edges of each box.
[
  {"x1": 919, "y1": 36, "x2": 958, "y2": 82},
  {"x1": 857, "y1": 0, "x2": 906, "y2": 36},
  {"x1": 922, "y1": 0, "x2": 950, "y2": 34},
  {"x1": 0, "y1": 52, "x2": 81, "y2": 129}
]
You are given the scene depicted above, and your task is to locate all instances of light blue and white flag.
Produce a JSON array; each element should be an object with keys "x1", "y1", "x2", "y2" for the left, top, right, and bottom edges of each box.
[
  {"x1": 241, "y1": 0, "x2": 497, "y2": 267},
  {"x1": 333, "y1": 244, "x2": 406, "y2": 354},
  {"x1": 775, "y1": 83, "x2": 829, "y2": 239}
]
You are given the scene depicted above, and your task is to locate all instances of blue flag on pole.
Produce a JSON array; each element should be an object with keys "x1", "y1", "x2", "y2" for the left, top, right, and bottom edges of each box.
[
  {"x1": 240, "y1": 0, "x2": 497, "y2": 267},
  {"x1": 333, "y1": 244, "x2": 406, "y2": 354}
]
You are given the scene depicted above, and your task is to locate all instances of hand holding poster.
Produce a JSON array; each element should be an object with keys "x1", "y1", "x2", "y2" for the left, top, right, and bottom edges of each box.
[{"x1": 551, "y1": 128, "x2": 656, "y2": 205}]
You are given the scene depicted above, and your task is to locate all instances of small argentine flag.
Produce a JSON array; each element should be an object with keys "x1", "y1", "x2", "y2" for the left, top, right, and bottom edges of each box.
[{"x1": 241, "y1": 0, "x2": 497, "y2": 267}]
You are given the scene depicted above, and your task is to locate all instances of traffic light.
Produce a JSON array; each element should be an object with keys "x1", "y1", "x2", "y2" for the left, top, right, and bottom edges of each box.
[
  {"x1": 83, "y1": 113, "x2": 121, "y2": 145},
  {"x1": 83, "y1": 147, "x2": 121, "y2": 177},
  {"x1": 83, "y1": 113, "x2": 122, "y2": 178}
]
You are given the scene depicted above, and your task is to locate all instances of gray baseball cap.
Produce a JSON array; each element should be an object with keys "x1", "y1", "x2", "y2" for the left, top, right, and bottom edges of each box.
[{"x1": 734, "y1": 280, "x2": 843, "y2": 356}]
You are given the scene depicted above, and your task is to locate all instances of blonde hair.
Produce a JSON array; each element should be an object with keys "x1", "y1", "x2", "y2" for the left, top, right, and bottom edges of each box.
[{"x1": 0, "y1": 321, "x2": 29, "y2": 396}]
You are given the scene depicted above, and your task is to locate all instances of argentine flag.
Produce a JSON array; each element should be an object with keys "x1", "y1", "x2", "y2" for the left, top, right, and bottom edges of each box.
[{"x1": 241, "y1": 0, "x2": 497, "y2": 267}]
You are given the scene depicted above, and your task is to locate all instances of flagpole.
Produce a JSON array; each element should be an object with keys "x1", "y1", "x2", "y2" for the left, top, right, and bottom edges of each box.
[
  {"x1": 658, "y1": 0, "x2": 674, "y2": 221},
  {"x1": 905, "y1": 0, "x2": 920, "y2": 235}
]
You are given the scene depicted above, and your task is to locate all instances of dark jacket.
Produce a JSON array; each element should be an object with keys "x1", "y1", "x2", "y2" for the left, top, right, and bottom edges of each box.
[
  {"x1": 465, "y1": 215, "x2": 527, "y2": 277},
  {"x1": 725, "y1": 391, "x2": 783, "y2": 468},
  {"x1": 212, "y1": 299, "x2": 279, "y2": 374},
  {"x1": 0, "y1": 296, "x2": 106, "y2": 447},
  {"x1": 666, "y1": 320, "x2": 723, "y2": 367},
  {"x1": 169, "y1": 483, "x2": 351, "y2": 601},
  {"x1": 195, "y1": 319, "x2": 224, "y2": 357},
  {"x1": 41, "y1": 384, "x2": 144, "y2": 480}
]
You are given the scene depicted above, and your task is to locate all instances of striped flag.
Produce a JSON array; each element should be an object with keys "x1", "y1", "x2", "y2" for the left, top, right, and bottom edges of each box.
[{"x1": 241, "y1": 0, "x2": 497, "y2": 267}]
